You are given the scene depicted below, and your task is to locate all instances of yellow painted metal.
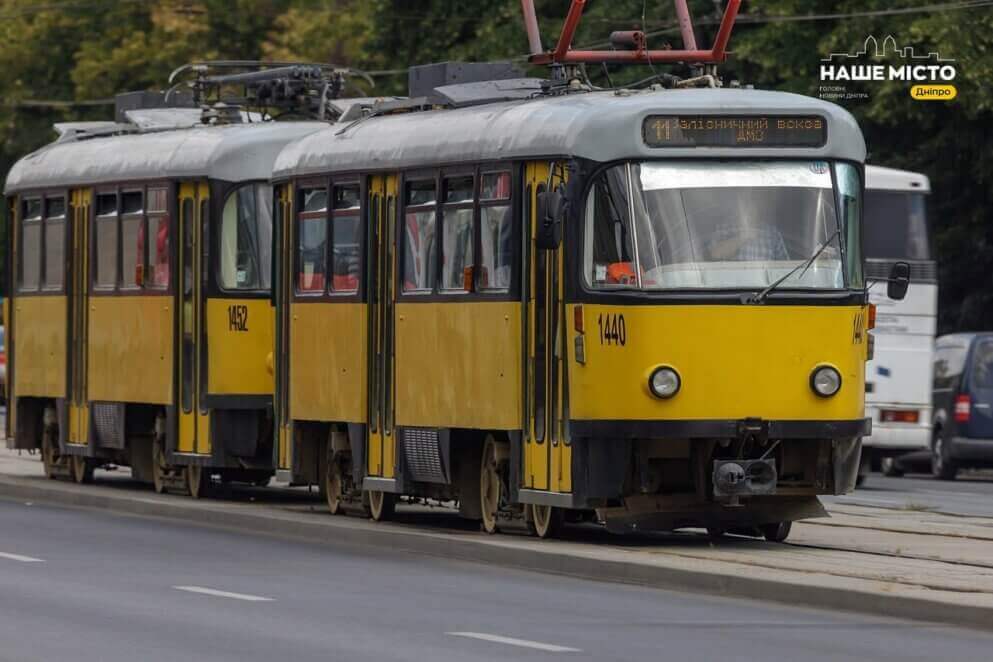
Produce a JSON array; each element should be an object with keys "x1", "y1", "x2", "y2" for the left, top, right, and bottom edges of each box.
[
  {"x1": 87, "y1": 296, "x2": 173, "y2": 404},
  {"x1": 394, "y1": 301, "x2": 522, "y2": 429},
  {"x1": 524, "y1": 161, "x2": 548, "y2": 490},
  {"x1": 177, "y1": 181, "x2": 210, "y2": 456},
  {"x1": 274, "y1": 183, "x2": 294, "y2": 471},
  {"x1": 569, "y1": 304, "x2": 868, "y2": 421},
  {"x1": 68, "y1": 188, "x2": 91, "y2": 447},
  {"x1": 206, "y1": 298, "x2": 274, "y2": 395},
  {"x1": 12, "y1": 297, "x2": 66, "y2": 397},
  {"x1": 289, "y1": 302, "x2": 367, "y2": 421}
]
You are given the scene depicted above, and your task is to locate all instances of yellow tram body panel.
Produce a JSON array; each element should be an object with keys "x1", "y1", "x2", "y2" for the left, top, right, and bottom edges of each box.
[
  {"x1": 205, "y1": 298, "x2": 274, "y2": 396},
  {"x1": 12, "y1": 296, "x2": 67, "y2": 398},
  {"x1": 570, "y1": 304, "x2": 868, "y2": 422},
  {"x1": 289, "y1": 302, "x2": 367, "y2": 422},
  {"x1": 394, "y1": 301, "x2": 522, "y2": 430},
  {"x1": 87, "y1": 296, "x2": 173, "y2": 405}
]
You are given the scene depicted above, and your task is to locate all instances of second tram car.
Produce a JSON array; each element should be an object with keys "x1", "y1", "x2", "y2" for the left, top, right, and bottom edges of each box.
[{"x1": 272, "y1": 84, "x2": 901, "y2": 539}]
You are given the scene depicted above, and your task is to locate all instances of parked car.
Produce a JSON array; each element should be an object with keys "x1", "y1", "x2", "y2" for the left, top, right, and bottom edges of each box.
[{"x1": 931, "y1": 333, "x2": 993, "y2": 479}]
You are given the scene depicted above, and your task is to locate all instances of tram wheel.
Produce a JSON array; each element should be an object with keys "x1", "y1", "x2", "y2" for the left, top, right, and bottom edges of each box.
[
  {"x1": 480, "y1": 436, "x2": 503, "y2": 534},
  {"x1": 325, "y1": 456, "x2": 344, "y2": 516},
  {"x1": 761, "y1": 521, "x2": 792, "y2": 543},
  {"x1": 367, "y1": 490, "x2": 396, "y2": 522},
  {"x1": 70, "y1": 455, "x2": 94, "y2": 484},
  {"x1": 186, "y1": 464, "x2": 210, "y2": 499},
  {"x1": 41, "y1": 423, "x2": 63, "y2": 480},
  {"x1": 151, "y1": 438, "x2": 168, "y2": 494},
  {"x1": 528, "y1": 504, "x2": 563, "y2": 539}
]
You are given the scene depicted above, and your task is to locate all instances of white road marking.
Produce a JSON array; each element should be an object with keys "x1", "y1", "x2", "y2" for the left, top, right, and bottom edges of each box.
[
  {"x1": 0, "y1": 551, "x2": 45, "y2": 563},
  {"x1": 446, "y1": 632, "x2": 580, "y2": 653},
  {"x1": 172, "y1": 586, "x2": 273, "y2": 602}
]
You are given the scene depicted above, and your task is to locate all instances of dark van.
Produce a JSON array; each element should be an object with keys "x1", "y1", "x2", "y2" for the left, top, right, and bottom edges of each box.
[{"x1": 931, "y1": 333, "x2": 993, "y2": 479}]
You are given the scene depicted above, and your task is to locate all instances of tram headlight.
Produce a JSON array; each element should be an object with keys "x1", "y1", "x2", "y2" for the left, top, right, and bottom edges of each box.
[
  {"x1": 649, "y1": 366, "x2": 681, "y2": 399},
  {"x1": 810, "y1": 365, "x2": 842, "y2": 398}
]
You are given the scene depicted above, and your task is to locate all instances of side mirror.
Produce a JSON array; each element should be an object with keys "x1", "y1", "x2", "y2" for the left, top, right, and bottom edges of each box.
[
  {"x1": 887, "y1": 261, "x2": 910, "y2": 300},
  {"x1": 536, "y1": 189, "x2": 566, "y2": 250}
]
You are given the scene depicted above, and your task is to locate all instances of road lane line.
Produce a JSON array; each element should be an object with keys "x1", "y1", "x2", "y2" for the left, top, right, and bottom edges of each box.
[
  {"x1": 0, "y1": 552, "x2": 45, "y2": 563},
  {"x1": 172, "y1": 586, "x2": 273, "y2": 602},
  {"x1": 446, "y1": 632, "x2": 580, "y2": 653}
]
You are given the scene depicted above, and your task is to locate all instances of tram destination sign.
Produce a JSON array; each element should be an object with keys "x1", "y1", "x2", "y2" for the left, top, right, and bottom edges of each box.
[{"x1": 643, "y1": 115, "x2": 827, "y2": 148}]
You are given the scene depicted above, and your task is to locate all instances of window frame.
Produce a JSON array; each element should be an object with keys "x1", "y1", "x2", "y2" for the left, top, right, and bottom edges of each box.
[
  {"x1": 438, "y1": 169, "x2": 476, "y2": 294},
  {"x1": 215, "y1": 181, "x2": 274, "y2": 295},
  {"x1": 329, "y1": 180, "x2": 363, "y2": 296},
  {"x1": 119, "y1": 188, "x2": 145, "y2": 292},
  {"x1": 294, "y1": 178, "x2": 330, "y2": 297},
  {"x1": 41, "y1": 195, "x2": 67, "y2": 293},
  {"x1": 397, "y1": 162, "x2": 520, "y2": 302},
  {"x1": 17, "y1": 196, "x2": 43, "y2": 294}
]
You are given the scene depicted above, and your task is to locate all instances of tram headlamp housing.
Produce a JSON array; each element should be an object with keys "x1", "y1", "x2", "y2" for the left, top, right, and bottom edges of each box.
[
  {"x1": 810, "y1": 365, "x2": 842, "y2": 398},
  {"x1": 649, "y1": 366, "x2": 681, "y2": 399}
]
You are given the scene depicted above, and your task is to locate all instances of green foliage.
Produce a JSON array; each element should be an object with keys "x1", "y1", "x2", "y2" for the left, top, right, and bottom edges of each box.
[{"x1": 0, "y1": 0, "x2": 990, "y2": 330}]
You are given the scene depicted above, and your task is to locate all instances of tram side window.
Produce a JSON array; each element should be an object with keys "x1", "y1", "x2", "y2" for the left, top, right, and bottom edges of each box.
[
  {"x1": 586, "y1": 166, "x2": 637, "y2": 288},
  {"x1": 220, "y1": 183, "x2": 272, "y2": 291},
  {"x1": 146, "y1": 187, "x2": 170, "y2": 289},
  {"x1": 402, "y1": 179, "x2": 437, "y2": 293},
  {"x1": 479, "y1": 172, "x2": 513, "y2": 291},
  {"x1": 42, "y1": 197, "x2": 66, "y2": 290},
  {"x1": 834, "y1": 163, "x2": 863, "y2": 288},
  {"x1": 121, "y1": 191, "x2": 144, "y2": 289},
  {"x1": 297, "y1": 186, "x2": 327, "y2": 293},
  {"x1": 441, "y1": 175, "x2": 474, "y2": 292},
  {"x1": 18, "y1": 198, "x2": 42, "y2": 292},
  {"x1": 94, "y1": 193, "x2": 118, "y2": 289},
  {"x1": 332, "y1": 184, "x2": 361, "y2": 293}
]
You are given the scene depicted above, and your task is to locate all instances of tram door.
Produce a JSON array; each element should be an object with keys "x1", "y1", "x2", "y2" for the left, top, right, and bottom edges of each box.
[
  {"x1": 366, "y1": 174, "x2": 398, "y2": 480},
  {"x1": 177, "y1": 182, "x2": 210, "y2": 455},
  {"x1": 67, "y1": 189, "x2": 91, "y2": 447},
  {"x1": 525, "y1": 162, "x2": 571, "y2": 493}
]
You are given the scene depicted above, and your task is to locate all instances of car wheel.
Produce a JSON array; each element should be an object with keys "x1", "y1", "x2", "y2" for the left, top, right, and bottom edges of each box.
[
  {"x1": 880, "y1": 456, "x2": 904, "y2": 477},
  {"x1": 931, "y1": 429, "x2": 958, "y2": 480}
]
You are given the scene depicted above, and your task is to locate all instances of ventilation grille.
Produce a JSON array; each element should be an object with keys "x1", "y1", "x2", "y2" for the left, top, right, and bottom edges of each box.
[
  {"x1": 402, "y1": 428, "x2": 447, "y2": 484},
  {"x1": 92, "y1": 403, "x2": 124, "y2": 449},
  {"x1": 865, "y1": 260, "x2": 936, "y2": 283}
]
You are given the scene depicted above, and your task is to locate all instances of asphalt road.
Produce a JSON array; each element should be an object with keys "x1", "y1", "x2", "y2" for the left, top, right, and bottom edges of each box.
[
  {"x1": 2, "y1": 500, "x2": 993, "y2": 662},
  {"x1": 836, "y1": 468, "x2": 993, "y2": 517}
]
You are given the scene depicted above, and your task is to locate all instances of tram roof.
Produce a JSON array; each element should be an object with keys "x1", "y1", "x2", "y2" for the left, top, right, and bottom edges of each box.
[
  {"x1": 4, "y1": 120, "x2": 326, "y2": 195},
  {"x1": 273, "y1": 88, "x2": 866, "y2": 180}
]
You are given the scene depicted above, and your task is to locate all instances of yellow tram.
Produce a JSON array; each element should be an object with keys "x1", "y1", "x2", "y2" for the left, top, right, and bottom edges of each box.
[
  {"x1": 3, "y1": 89, "x2": 325, "y2": 495},
  {"x1": 270, "y1": 66, "x2": 903, "y2": 539}
]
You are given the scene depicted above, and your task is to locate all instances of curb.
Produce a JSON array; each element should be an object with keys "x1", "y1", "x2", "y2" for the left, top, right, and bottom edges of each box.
[{"x1": 1, "y1": 474, "x2": 990, "y2": 632}]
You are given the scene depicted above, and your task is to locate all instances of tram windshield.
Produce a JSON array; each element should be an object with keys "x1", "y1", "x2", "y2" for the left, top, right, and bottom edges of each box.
[{"x1": 584, "y1": 161, "x2": 862, "y2": 291}]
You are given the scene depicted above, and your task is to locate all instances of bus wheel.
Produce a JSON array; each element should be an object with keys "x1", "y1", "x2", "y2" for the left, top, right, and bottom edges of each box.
[
  {"x1": 152, "y1": 439, "x2": 168, "y2": 494},
  {"x1": 71, "y1": 455, "x2": 94, "y2": 484},
  {"x1": 367, "y1": 490, "x2": 395, "y2": 522},
  {"x1": 186, "y1": 464, "x2": 209, "y2": 499},
  {"x1": 325, "y1": 456, "x2": 344, "y2": 516},
  {"x1": 529, "y1": 504, "x2": 563, "y2": 539},
  {"x1": 762, "y1": 521, "x2": 792, "y2": 543},
  {"x1": 480, "y1": 436, "x2": 505, "y2": 534}
]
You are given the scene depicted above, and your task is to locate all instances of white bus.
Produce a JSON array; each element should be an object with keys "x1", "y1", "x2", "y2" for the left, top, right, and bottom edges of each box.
[{"x1": 860, "y1": 165, "x2": 937, "y2": 481}]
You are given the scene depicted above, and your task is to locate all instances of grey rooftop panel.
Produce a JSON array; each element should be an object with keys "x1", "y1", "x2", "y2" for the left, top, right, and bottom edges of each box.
[
  {"x1": 5, "y1": 120, "x2": 326, "y2": 194},
  {"x1": 273, "y1": 88, "x2": 866, "y2": 180}
]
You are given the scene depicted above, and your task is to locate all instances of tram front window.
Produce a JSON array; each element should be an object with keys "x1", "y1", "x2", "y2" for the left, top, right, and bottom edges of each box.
[{"x1": 585, "y1": 161, "x2": 859, "y2": 291}]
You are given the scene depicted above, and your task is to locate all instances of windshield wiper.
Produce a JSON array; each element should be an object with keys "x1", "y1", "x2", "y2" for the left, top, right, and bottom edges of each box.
[{"x1": 747, "y1": 228, "x2": 842, "y2": 304}]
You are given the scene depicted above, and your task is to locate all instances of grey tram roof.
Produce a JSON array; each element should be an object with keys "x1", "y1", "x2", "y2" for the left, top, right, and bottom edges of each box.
[
  {"x1": 4, "y1": 118, "x2": 327, "y2": 195},
  {"x1": 273, "y1": 88, "x2": 866, "y2": 180}
]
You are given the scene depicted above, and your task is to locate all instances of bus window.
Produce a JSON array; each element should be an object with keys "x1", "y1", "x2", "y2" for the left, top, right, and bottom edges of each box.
[
  {"x1": 402, "y1": 179, "x2": 437, "y2": 293},
  {"x1": 479, "y1": 171, "x2": 513, "y2": 291},
  {"x1": 441, "y1": 175, "x2": 474, "y2": 292},
  {"x1": 297, "y1": 186, "x2": 327, "y2": 293},
  {"x1": 42, "y1": 197, "x2": 65, "y2": 291},
  {"x1": 220, "y1": 184, "x2": 272, "y2": 291},
  {"x1": 121, "y1": 191, "x2": 144, "y2": 289},
  {"x1": 147, "y1": 187, "x2": 170, "y2": 289},
  {"x1": 863, "y1": 190, "x2": 930, "y2": 261},
  {"x1": 19, "y1": 198, "x2": 42, "y2": 292},
  {"x1": 585, "y1": 165, "x2": 636, "y2": 288},
  {"x1": 331, "y1": 184, "x2": 360, "y2": 293},
  {"x1": 94, "y1": 193, "x2": 118, "y2": 289}
]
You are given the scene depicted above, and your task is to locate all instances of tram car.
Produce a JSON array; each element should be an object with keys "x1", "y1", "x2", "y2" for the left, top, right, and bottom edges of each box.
[
  {"x1": 2, "y1": 66, "x2": 356, "y2": 496},
  {"x1": 270, "y1": 60, "x2": 908, "y2": 539}
]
